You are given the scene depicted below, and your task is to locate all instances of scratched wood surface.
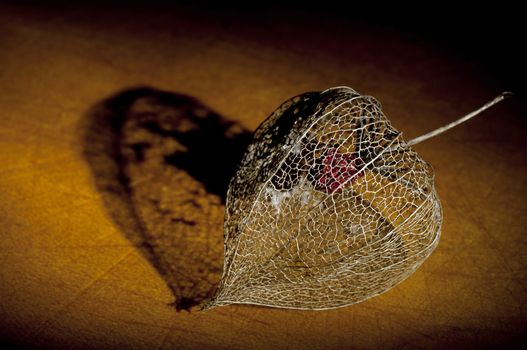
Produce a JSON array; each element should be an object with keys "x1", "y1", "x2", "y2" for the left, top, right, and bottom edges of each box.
[{"x1": 1, "y1": 3, "x2": 526, "y2": 349}]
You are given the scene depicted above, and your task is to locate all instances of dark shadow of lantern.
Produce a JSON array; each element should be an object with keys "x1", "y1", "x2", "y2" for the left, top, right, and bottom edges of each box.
[{"x1": 80, "y1": 87, "x2": 252, "y2": 310}]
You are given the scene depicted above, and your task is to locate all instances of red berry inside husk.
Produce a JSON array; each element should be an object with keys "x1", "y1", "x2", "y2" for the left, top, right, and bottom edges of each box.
[{"x1": 316, "y1": 148, "x2": 363, "y2": 193}]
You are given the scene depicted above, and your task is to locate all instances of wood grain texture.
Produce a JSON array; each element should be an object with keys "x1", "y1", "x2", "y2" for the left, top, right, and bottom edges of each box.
[{"x1": 1, "y1": 3, "x2": 526, "y2": 349}]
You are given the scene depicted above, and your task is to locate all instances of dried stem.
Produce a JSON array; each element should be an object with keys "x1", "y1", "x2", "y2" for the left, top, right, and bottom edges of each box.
[{"x1": 407, "y1": 92, "x2": 513, "y2": 146}]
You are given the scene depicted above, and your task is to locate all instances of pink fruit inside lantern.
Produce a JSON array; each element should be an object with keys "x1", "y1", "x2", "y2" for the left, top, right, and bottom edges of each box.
[{"x1": 315, "y1": 148, "x2": 364, "y2": 193}]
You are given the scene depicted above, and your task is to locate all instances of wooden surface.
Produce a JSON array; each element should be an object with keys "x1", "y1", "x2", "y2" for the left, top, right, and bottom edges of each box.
[{"x1": 1, "y1": 3, "x2": 526, "y2": 349}]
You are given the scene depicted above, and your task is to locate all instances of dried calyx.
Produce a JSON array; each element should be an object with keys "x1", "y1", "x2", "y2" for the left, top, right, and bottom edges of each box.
[{"x1": 203, "y1": 87, "x2": 510, "y2": 310}]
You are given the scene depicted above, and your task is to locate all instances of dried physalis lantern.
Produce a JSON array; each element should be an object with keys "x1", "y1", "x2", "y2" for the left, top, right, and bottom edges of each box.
[{"x1": 204, "y1": 87, "x2": 510, "y2": 310}]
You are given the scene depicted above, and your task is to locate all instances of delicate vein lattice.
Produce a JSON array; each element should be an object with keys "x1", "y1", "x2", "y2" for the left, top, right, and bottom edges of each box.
[{"x1": 204, "y1": 87, "x2": 507, "y2": 310}]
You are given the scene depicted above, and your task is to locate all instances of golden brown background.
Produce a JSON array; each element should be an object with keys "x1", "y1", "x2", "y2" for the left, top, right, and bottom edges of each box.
[{"x1": 1, "y1": 2, "x2": 526, "y2": 349}]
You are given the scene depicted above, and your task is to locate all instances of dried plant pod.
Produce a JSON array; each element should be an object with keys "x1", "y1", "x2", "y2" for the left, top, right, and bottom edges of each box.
[{"x1": 204, "y1": 87, "x2": 510, "y2": 310}]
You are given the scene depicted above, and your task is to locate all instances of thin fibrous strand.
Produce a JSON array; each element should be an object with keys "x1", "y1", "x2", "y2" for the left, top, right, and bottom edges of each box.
[{"x1": 407, "y1": 92, "x2": 513, "y2": 146}]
